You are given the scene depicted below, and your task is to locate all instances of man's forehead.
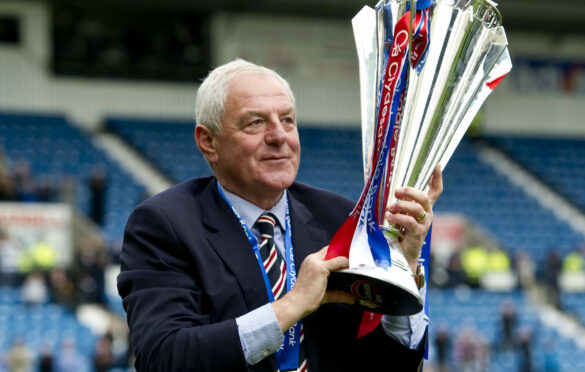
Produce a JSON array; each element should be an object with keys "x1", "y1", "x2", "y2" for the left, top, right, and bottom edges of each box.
[
  {"x1": 228, "y1": 71, "x2": 284, "y2": 92},
  {"x1": 226, "y1": 72, "x2": 294, "y2": 110}
]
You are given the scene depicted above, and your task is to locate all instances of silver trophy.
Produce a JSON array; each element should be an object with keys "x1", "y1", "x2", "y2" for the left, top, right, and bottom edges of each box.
[{"x1": 327, "y1": 0, "x2": 512, "y2": 315}]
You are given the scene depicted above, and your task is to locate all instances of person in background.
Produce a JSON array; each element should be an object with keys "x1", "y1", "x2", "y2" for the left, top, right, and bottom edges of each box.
[
  {"x1": 6, "y1": 338, "x2": 32, "y2": 372},
  {"x1": 89, "y1": 165, "x2": 107, "y2": 226}
]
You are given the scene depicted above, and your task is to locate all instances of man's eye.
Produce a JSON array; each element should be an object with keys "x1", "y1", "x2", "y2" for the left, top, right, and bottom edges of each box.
[{"x1": 282, "y1": 117, "x2": 295, "y2": 124}]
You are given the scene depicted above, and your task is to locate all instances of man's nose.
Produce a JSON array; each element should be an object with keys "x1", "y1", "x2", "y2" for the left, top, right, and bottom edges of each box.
[{"x1": 265, "y1": 119, "x2": 287, "y2": 145}]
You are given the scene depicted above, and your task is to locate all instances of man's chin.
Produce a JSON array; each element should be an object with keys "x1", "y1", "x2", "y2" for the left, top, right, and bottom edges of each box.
[{"x1": 261, "y1": 172, "x2": 297, "y2": 190}]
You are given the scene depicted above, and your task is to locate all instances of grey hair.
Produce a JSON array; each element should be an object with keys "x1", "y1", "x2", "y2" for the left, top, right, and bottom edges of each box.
[{"x1": 194, "y1": 58, "x2": 296, "y2": 133}]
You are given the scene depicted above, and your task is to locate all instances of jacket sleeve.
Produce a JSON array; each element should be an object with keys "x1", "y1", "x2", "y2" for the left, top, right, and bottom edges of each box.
[{"x1": 117, "y1": 201, "x2": 250, "y2": 372}]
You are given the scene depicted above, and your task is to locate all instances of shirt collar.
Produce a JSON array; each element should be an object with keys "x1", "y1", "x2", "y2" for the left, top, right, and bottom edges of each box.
[{"x1": 218, "y1": 183, "x2": 287, "y2": 230}]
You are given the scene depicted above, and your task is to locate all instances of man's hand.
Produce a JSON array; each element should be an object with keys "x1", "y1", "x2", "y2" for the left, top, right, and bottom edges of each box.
[
  {"x1": 384, "y1": 164, "x2": 443, "y2": 273},
  {"x1": 271, "y1": 246, "x2": 355, "y2": 333}
]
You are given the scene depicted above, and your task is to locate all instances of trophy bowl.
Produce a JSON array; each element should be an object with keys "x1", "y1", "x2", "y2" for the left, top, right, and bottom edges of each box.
[{"x1": 328, "y1": 240, "x2": 422, "y2": 315}]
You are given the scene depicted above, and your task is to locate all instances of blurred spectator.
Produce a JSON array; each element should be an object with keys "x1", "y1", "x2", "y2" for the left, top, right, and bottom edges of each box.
[
  {"x1": 6, "y1": 338, "x2": 32, "y2": 372},
  {"x1": 58, "y1": 175, "x2": 77, "y2": 207},
  {"x1": 517, "y1": 326, "x2": 534, "y2": 372},
  {"x1": 89, "y1": 165, "x2": 107, "y2": 226},
  {"x1": 0, "y1": 174, "x2": 18, "y2": 200},
  {"x1": 482, "y1": 247, "x2": 516, "y2": 290},
  {"x1": 93, "y1": 331, "x2": 115, "y2": 372},
  {"x1": 0, "y1": 145, "x2": 9, "y2": 177},
  {"x1": 514, "y1": 251, "x2": 536, "y2": 290},
  {"x1": 17, "y1": 177, "x2": 40, "y2": 202},
  {"x1": 562, "y1": 247, "x2": 585, "y2": 273},
  {"x1": 74, "y1": 241, "x2": 109, "y2": 304},
  {"x1": 498, "y1": 300, "x2": 517, "y2": 351},
  {"x1": 486, "y1": 247, "x2": 510, "y2": 273},
  {"x1": 544, "y1": 250, "x2": 562, "y2": 309},
  {"x1": 558, "y1": 246, "x2": 585, "y2": 292},
  {"x1": 461, "y1": 245, "x2": 488, "y2": 287},
  {"x1": 55, "y1": 338, "x2": 85, "y2": 372},
  {"x1": 12, "y1": 160, "x2": 40, "y2": 202},
  {"x1": 21, "y1": 271, "x2": 49, "y2": 306},
  {"x1": 39, "y1": 342, "x2": 54, "y2": 372},
  {"x1": 48, "y1": 267, "x2": 76, "y2": 310},
  {"x1": 446, "y1": 251, "x2": 464, "y2": 287},
  {"x1": 19, "y1": 238, "x2": 58, "y2": 273},
  {"x1": 38, "y1": 176, "x2": 57, "y2": 202},
  {"x1": 454, "y1": 327, "x2": 490, "y2": 372},
  {"x1": 12, "y1": 160, "x2": 31, "y2": 189},
  {"x1": 435, "y1": 323, "x2": 452, "y2": 372},
  {"x1": 0, "y1": 227, "x2": 21, "y2": 286}
]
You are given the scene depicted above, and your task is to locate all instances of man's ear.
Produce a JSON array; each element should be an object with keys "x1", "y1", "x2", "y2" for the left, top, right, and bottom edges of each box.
[{"x1": 195, "y1": 125, "x2": 219, "y2": 163}]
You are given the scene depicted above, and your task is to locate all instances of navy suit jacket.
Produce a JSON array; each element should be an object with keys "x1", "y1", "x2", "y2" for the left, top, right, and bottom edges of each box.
[{"x1": 118, "y1": 177, "x2": 425, "y2": 371}]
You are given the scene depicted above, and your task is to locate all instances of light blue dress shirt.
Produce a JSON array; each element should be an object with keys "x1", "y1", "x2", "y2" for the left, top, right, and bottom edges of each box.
[{"x1": 219, "y1": 185, "x2": 428, "y2": 365}]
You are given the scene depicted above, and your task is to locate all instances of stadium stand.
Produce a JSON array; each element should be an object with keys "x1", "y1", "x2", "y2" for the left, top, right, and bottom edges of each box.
[
  {"x1": 485, "y1": 136, "x2": 585, "y2": 212},
  {"x1": 561, "y1": 292, "x2": 585, "y2": 328},
  {"x1": 435, "y1": 139, "x2": 584, "y2": 272},
  {"x1": 0, "y1": 286, "x2": 95, "y2": 371},
  {"x1": 429, "y1": 288, "x2": 585, "y2": 372},
  {"x1": 0, "y1": 112, "x2": 145, "y2": 241}
]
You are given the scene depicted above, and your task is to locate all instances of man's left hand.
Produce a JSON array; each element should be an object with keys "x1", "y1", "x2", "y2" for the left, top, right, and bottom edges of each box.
[{"x1": 384, "y1": 164, "x2": 443, "y2": 273}]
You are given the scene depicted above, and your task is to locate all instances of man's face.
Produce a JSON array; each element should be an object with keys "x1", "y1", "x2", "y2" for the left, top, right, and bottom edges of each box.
[{"x1": 209, "y1": 72, "x2": 300, "y2": 205}]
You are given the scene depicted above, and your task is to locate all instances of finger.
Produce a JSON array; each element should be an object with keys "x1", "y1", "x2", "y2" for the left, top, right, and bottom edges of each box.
[
  {"x1": 395, "y1": 187, "x2": 432, "y2": 213},
  {"x1": 324, "y1": 256, "x2": 349, "y2": 272},
  {"x1": 385, "y1": 212, "x2": 425, "y2": 234},
  {"x1": 322, "y1": 289, "x2": 356, "y2": 305},
  {"x1": 387, "y1": 200, "x2": 426, "y2": 221},
  {"x1": 313, "y1": 246, "x2": 348, "y2": 272},
  {"x1": 315, "y1": 246, "x2": 329, "y2": 260},
  {"x1": 428, "y1": 164, "x2": 443, "y2": 204}
]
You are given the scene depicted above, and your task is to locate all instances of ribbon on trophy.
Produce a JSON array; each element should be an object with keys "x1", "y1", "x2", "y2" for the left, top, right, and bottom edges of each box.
[{"x1": 327, "y1": 0, "x2": 433, "y2": 338}]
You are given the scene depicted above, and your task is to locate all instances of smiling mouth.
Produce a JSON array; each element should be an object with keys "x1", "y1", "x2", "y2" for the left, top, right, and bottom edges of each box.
[{"x1": 263, "y1": 156, "x2": 288, "y2": 161}]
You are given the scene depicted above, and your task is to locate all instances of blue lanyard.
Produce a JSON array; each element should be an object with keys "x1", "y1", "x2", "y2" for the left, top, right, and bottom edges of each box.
[{"x1": 217, "y1": 183, "x2": 302, "y2": 370}]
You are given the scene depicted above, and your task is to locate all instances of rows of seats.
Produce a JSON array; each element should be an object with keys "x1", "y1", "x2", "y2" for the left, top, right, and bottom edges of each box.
[
  {"x1": 485, "y1": 135, "x2": 585, "y2": 212},
  {"x1": 0, "y1": 286, "x2": 95, "y2": 371},
  {"x1": 0, "y1": 112, "x2": 144, "y2": 240},
  {"x1": 561, "y1": 292, "x2": 585, "y2": 326},
  {"x1": 428, "y1": 288, "x2": 585, "y2": 371},
  {"x1": 106, "y1": 118, "x2": 210, "y2": 183},
  {"x1": 434, "y1": 139, "x2": 584, "y2": 270}
]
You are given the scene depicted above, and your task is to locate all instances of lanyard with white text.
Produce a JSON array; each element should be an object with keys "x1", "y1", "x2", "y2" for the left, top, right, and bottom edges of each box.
[{"x1": 217, "y1": 183, "x2": 302, "y2": 370}]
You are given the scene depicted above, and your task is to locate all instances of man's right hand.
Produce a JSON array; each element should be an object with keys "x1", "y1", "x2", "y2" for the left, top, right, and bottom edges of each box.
[{"x1": 271, "y1": 246, "x2": 355, "y2": 333}]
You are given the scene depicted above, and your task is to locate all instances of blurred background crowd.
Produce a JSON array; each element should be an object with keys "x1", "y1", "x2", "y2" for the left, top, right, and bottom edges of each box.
[{"x1": 1, "y1": 0, "x2": 585, "y2": 371}]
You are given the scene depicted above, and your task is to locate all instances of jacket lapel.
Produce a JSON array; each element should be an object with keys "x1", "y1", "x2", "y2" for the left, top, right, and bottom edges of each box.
[
  {"x1": 288, "y1": 190, "x2": 330, "y2": 270},
  {"x1": 200, "y1": 179, "x2": 270, "y2": 311}
]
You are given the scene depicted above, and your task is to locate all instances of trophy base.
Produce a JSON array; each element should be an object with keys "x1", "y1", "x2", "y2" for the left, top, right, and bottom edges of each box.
[{"x1": 328, "y1": 266, "x2": 423, "y2": 315}]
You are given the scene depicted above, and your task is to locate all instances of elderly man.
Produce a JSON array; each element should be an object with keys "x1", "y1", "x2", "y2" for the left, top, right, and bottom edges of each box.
[{"x1": 118, "y1": 59, "x2": 442, "y2": 371}]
